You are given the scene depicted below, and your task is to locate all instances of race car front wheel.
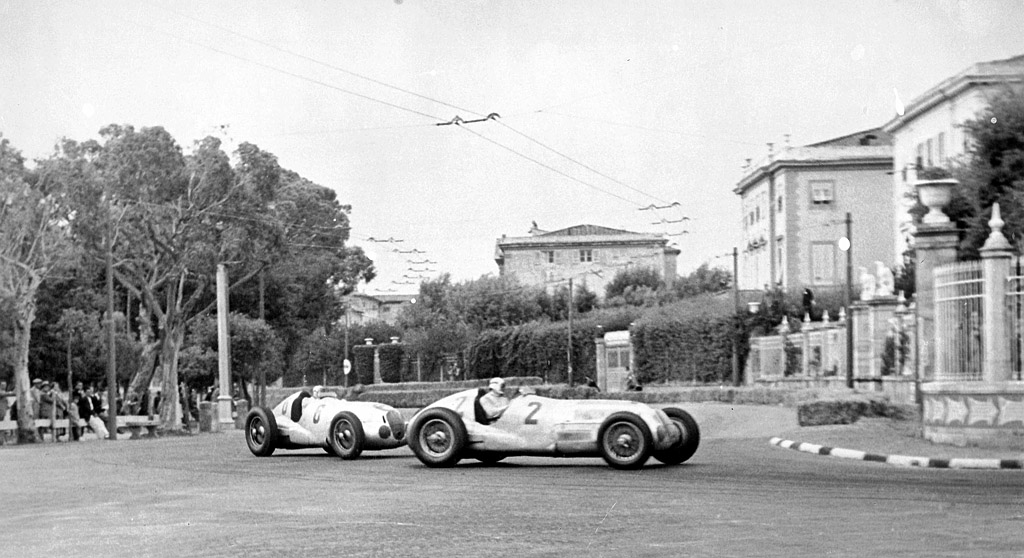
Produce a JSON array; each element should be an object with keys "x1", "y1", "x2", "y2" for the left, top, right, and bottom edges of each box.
[
  {"x1": 245, "y1": 406, "x2": 278, "y2": 457},
  {"x1": 328, "y1": 411, "x2": 364, "y2": 460},
  {"x1": 409, "y1": 408, "x2": 467, "y2": 468},
  {"x1": 598, "y1": 412, "x2": 652, "y2": 470},
  {"x1": 653, "y1": 407, "x2": 700, "y2": 465}
]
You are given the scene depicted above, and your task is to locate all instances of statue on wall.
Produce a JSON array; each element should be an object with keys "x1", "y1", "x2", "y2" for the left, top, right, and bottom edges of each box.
[
  {"x1": 859, "y1": 266, "x2": 875, "y2": 301},
  {"x1": 875, "y1": 261, "x2": 895, "y2": 297}
]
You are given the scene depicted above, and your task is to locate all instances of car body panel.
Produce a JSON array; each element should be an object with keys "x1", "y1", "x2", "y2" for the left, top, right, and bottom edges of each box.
[
  {"x1": 414, "y1": 388, "x2": 681, "y2": 457},
  {"x1": 271, "y1": 390, "x2": 406, "y2": 451}
]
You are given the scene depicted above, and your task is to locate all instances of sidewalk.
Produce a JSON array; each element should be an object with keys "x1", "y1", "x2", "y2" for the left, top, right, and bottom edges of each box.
[{"x1": 681, "y1": 402, "x2": 1024, "y2": 469}]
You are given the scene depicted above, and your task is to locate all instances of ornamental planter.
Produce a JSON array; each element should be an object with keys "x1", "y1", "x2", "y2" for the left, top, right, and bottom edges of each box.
[{"x1": 915, "y1": 178, "x2": 958, "y2": 224}]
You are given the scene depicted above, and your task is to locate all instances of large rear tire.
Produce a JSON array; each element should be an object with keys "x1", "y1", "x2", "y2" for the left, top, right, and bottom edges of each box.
[
  {"x1": 652, "y1": 407, "x2": 700, "y2": 465},
  {"x1": 409, "y1": 408, "x2": 467, "y2": 467},
  {"x1": 245, "y1": 407, "x2": 278, "y2": 457},
  {"x1": 598, "y1": 412, "x2": 652, "y2": 470},
  {"x1": 328, "y1": 411, "x2": 365, "y2": 460}
]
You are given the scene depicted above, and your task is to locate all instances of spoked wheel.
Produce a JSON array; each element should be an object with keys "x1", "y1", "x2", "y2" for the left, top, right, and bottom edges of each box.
[
  {"x1": 409, "y1": 408, "x2": 467, "y2": 468},
  {"x1": 653, "y1": 407, "x2": 700, "y2": 465},
  {"x1": 328, "y1": 411, "x2": 364, "y2": 460},
  {"x1": 598, "y1": 412, "x2": 652, "y2": 470},
  {"x1": 245, "y1": 407, "x2": 278, "y2": 457}
]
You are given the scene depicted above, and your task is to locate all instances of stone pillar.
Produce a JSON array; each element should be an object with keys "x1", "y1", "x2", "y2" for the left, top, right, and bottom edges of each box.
[
  {"x1": 913, "y1": 223, "x2": 959, "y2": 381},
  {"x1": 373, "y1": 348, "x2": 381, "y2": 384},
  {"x1": 594, "y1": 333, "x2": 607, "y2": 392},
  {"x1": 980, "y1": 204, "x2": 1013, "y2": 382}
]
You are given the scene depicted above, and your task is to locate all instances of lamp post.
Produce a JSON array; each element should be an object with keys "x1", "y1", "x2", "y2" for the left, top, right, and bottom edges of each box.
[{"x1": 839, "y1": 212, "x2": 853, "y2": 389}]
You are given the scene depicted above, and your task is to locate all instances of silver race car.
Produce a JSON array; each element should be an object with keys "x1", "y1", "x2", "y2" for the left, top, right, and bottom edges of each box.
[
  {"x1": 245, "y1": 386, "x2": 407, "y2": 459},
  {"x1": 407, "y1": 386, "x2": 699, "y2": 469}
]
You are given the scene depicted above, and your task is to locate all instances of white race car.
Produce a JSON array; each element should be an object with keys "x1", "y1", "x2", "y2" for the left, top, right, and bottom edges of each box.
[
  {"x1": 245, "y1": 386, "x2": 407, "y2": 459},
  {"x1": 407, "y1": 387, "x2": 699, "y2": 469}
]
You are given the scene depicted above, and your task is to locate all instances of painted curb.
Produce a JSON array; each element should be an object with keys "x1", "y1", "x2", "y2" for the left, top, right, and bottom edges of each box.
[{"x1": 769, "y1": 437, "x2": 1024, "y2": 470}]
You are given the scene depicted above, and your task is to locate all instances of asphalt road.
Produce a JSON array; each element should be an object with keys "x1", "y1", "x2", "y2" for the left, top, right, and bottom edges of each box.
[{"x1": 6, "y1": 405, "x2": 1023, "y2": 558}]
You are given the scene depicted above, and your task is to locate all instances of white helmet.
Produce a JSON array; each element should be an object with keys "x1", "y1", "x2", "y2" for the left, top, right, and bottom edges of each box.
[
  {"x1": 488, "y1": 377, "x2": 505, "y2": 395},
  {"x1": 312, "y1": 385, "x2": 324, "y2": 398}
]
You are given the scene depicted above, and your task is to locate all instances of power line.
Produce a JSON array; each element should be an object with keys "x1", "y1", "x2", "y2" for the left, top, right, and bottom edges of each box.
[
  {"x1": 456, "y1": 125, "x2": 641, "y2": 207},
  {"x1": 108, "y1": 10, "x2": 445, "y2": 122},
  {"x1": 494, "y1": 119, "x2": 675, "y2": 206},
  {"x1": 144, "y1": 0, "x2": 487, "y2": 119}
]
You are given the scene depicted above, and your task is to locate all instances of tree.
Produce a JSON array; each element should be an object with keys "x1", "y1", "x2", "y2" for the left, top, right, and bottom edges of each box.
[
  {"x1": 0, "y1": 135, "x2": 78, "y2": 442},
  {"x1": 604, "y1": 266, "x2": 664, "y2": 300},
  {"x1": 954, "y1": 88, "x2": 1024, "y2": 258},
  {"x1": 672, "y1": 263, "x2": 732, "y2": 298},
  {"x1": 180, "y1": 313, "x2": 283, "y2": 398}
]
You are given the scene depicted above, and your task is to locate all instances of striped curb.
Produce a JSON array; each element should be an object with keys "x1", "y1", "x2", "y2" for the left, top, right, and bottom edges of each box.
[{"x1": 769, "y1": 437, "x2": 1024, "y2": 470}]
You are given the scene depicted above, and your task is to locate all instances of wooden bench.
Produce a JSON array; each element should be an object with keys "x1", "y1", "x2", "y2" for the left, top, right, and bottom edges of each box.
[
  {"x1": 117, "y1": 415, "x2": 161, "y2": 439},
  {"x1": 0, "y1": 415, "x2": 161, "y2": 441}
]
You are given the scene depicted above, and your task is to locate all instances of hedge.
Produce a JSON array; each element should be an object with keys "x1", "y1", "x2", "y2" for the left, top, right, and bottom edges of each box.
[
  {"x1": 465, "y1": 321, "x2": 598, "y2": 384},
  {"x1": 378, "y1": 343, "x2": 405, "y2": 383},
  {"x1": 631, "y1": 296, "x2": 736, "y2": 385},
  {"x1": 352, "y1": 345, "x2": 376, "y2": 385}
]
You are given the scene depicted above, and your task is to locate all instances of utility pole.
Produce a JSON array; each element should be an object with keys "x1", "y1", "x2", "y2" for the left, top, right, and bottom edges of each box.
[
  {"x1": 731, "y1": 246, "x2": 740, "y2": 386},
  {"x1": 258, "y1": 269, "x2": 265, "y2": 406},
  {"x1": 567, "y1": 277, "x2": 574, "y2": 387},
  {"x1": 105, "y1": 204, "x2": 118, "y2": 440},
  {"x1": 845, "y1": 212, "x2": 854, "y2": 389}
]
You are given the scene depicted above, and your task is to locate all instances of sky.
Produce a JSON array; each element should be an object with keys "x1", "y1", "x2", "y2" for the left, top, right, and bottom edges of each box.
[{"x1": 3, "y1": 0, "x2": 1024, "y2": 296}]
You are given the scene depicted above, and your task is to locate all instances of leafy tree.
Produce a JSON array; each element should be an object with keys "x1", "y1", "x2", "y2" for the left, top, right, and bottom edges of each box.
[
  {"x1": 672, "y1": 262, "x2": 732, "y2": 298},
  {"x1": 604, "y1": 266, "x2": 664, "y2": 300},
  {"x1": 0, "y1": 135, "x2": 78, "y2": 442},
  {"x1": 954, "y1": 88, "x2": 1024, "y2": 257},
  {"x1": 179, "y1": 313, "x2": 283, "y2": 398}
]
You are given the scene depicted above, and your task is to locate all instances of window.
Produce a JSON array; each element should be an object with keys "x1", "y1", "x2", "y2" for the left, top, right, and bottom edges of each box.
[
  {"x1": 543, "y1": 250, "x2": 555, "y2": 264},
  {"x1": 916, "y1": 143, "x2": 924, "y2": 169},
  {"x1": 777, "y1": 195, "x2": 783, "y2": 213},
  {"x1": 810, "y1": 181, "x2": 834, "y2": 206},
  {"x1": 926, "y1": 138, "x2": 933, "y2": 167},
  {"x1": 579, "y1": 249, "x2": 593, "y2": 263},
  {"x1": 810, "y1": 242, "x2": 836, "y2": 285},
  {"x1": 607, "y1": 347, "x2": 630, "y2": 369},
  {"x1": 937, "y1": 132, "x2": 946, "y2": 163}
]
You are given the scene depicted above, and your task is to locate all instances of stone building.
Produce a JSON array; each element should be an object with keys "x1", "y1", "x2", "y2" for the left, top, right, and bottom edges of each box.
[
  {"x1": 734, "y1": 129, "x2": 894, "y2": 293},
  {"x1": 494, "y1": 224, "x2": 679, "y2": 297},
  {"x1": 882, "y1": 53, "x2": 1024, "y2": 257}
]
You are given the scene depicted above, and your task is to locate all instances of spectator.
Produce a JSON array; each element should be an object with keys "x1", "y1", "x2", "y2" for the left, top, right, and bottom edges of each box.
[
  {"x1": 67, "y1": 387, "x2": 81, "y2": 441},
  {"x1": 79, "y1": 385, "x2": 110, "y2": 440},
  {"x1": 30, "y1": 378, "x2": 42, "y2": 422},
  {"x1": 625, "y1": 369, "x2": 643, "y2": 392},
  {"x1": 584, "y1": 376, "x2": 600, "y2": 391},
  {"x1": 38, "y1": 381, "x2": 56, "y2": 439}
]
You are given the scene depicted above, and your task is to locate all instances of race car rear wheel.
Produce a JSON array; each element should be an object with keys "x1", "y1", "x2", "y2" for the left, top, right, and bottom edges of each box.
[
  {"x1": 598, "y1": 412, "x2": 652, "y2": 470},
  {"x1": 328, "y1": 411, "x2": 364, "y2": 460},
  {"x1": 409, "y1": 408, "x2": 466, "y2": 467},
  {"x1": 652, "y1": 407, "x2": 700, "y2": 465},
  {"x1": 245, "y1": 406, "x2": 278, "y2": 457}
]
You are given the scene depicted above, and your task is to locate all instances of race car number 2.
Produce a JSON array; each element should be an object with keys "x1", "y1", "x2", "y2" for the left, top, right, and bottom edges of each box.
[{"x1": 524, "y1": 401, "x2": 542, "y2": 425}]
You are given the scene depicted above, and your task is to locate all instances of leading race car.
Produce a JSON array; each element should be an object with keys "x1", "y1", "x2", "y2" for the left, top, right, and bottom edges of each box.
[
  {"x1": 407, "y1": 386, "x2": 699, "y2": 470},
  {"x1": 245, "y1": 386, "x2": 407, "y2": 459}
]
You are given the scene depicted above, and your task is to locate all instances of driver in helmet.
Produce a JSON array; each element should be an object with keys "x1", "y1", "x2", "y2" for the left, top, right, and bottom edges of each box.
[{"x1": 478, "y1": 377, "x2": 510, "y2": 421}]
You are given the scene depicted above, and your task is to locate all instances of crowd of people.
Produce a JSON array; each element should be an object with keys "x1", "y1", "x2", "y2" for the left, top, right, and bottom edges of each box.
[{"x1": 0, "y1": 379, "x2": 110, "y2": 442}]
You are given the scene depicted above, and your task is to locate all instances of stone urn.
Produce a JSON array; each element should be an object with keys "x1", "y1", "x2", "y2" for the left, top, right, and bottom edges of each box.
[{"x1": 915, "y1": 178, "x2": 958, "y2": 224}]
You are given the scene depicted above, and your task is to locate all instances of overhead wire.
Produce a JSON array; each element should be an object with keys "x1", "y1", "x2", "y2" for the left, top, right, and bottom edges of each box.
[{"x1": 105, "y1": 9, "x2": 446, "y2": 122}]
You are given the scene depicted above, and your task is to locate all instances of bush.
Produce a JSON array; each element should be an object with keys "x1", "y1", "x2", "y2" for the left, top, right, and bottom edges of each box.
[
  {"x1": 378, "y1": 343, "x2": 405, "y2": 383},
  {"x1": 352, "y1": 345, "x2": 376, "y2": 385},
  {"x1": 631, "y1": 294, "x2": 736, "y2": 384}
]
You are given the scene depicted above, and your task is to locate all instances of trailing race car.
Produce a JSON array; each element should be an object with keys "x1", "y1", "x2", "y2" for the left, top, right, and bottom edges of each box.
[
  {"x1": 407, "y1": 386, "x2": 699, "y2": 470},
  {"x1": 245, "y1": 386, "x2": 407, "y2": 459}
]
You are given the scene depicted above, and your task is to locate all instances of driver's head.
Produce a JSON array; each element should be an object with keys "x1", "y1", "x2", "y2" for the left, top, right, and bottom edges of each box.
[
  {"x1": 312, "y1": 385, "x2": 324, "y2": 398},
  {"x1": 488, "y1": 377, "x2": 505, "y2": 396}
]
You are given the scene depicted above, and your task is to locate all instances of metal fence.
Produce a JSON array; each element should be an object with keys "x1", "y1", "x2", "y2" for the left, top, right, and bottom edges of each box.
[
  {"x1": 1007, "y1": 257, "x2": 1024, "y2": 381},
  {"x1": 933, "y1": 261, "x2": 984, "y2": 381}
]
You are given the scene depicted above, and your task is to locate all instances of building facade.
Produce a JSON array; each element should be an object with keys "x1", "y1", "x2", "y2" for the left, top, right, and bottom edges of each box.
[
  {"x1": 344, "y1": 293, "x2": 416, "y2": 325},
  {"x1": 494, "y1": 224, "x2": 679, "y2": 297},
  {"x1": 734, "y1": 129, "x2": 894, "y2": 292},
  {"x1": 882, "y1": 54, "x2": 1024, "y2": 258}
]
